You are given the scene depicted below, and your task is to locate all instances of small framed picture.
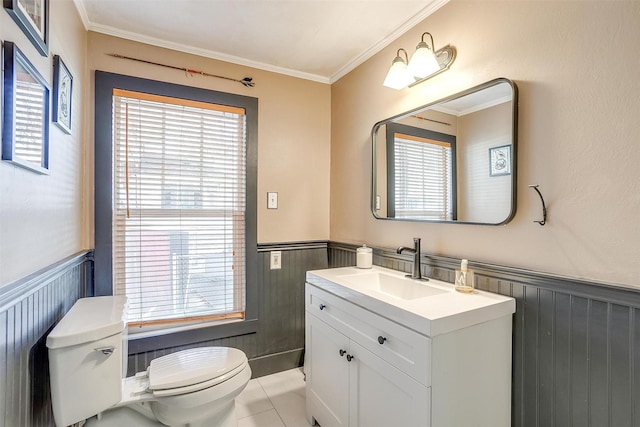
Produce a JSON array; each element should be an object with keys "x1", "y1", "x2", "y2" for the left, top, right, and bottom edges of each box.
[
  {"x1": 4, "y1": 0, "x2": 49, "y2": 56},
  {"x1": 53, "y1": 55, "x2": 72, "y2": 134},
  {"x1": 2, "y1": 41, "x2": 50, "y2": 174},
  {"x1": 489, "y1": 145, "x2": 511, "y2": 176}
]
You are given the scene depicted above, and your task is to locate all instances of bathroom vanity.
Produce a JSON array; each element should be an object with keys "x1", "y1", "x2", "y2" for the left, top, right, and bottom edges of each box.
[{"x1": 305, "y1": 266, "x2": 515, "y2": 427}]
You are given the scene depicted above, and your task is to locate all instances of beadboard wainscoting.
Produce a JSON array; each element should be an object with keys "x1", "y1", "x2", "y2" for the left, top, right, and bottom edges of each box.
[
  {"x1": 127, "y1": 242, "x2": 328, "y2": 378},
  {"x1": 5, "y1": 243, "x2": 639, "y2": 427},
  {"x1": 329, "y1": 242, "x2": 640, "y2": 427},
  {"x1": 0, "y1": 252, "x2": 92, "y2": 427}
]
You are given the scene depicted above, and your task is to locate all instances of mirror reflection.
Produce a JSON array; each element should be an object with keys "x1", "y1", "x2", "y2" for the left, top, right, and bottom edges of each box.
[
  {"x1": 372, "y1": 78, "x2": 518, "y2": 224},
  {"x1": 2, "y1": 42, "x2": 50, "y2": 174}
]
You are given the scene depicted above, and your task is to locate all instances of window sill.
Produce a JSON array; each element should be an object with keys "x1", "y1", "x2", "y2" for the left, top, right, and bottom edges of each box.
[{"x1": 127, "y1": 317, "x2": 258, "y2": 354}]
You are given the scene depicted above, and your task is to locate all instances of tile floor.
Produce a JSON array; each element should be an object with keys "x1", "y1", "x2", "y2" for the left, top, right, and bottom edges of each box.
[{"x1": 236, "y1": 367, "x2": 313, "y2": 427}]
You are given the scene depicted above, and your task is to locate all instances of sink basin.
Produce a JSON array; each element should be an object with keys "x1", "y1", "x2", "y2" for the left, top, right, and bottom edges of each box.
[{"x1": 338, "y1": 272, "x2": 446, "y2": 300}]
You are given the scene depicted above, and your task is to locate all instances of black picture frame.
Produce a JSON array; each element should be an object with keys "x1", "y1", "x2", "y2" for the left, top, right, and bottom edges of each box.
[
  {"x1": 489, "y1": 144, "x2": 512, "y2": 177},
  {"x1": 3, "y1": 0, "x2": 49, "y2": 56},
  {"x1": 2, "y1": 41, "x2": 50, "y2": 174},
  {"x1": 53, "y1": 55, "x2": 73, "y2": 134}
]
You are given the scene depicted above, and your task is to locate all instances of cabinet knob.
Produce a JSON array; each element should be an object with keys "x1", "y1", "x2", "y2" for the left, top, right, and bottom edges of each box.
[
  {"x1": 319, "y1": 304, "x2": 326, "y2": 310},
  {"x1": 339, "y1": 349, "x2": 346, "y2": 357},
  {"x1": 346, "y1": 354, "x2": 355, "y2": 362},
  {"x1": 377, "y1": 336, "x2": 387, "y2": 345}
]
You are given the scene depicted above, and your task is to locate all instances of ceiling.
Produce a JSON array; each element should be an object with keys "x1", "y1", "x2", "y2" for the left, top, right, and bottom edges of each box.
[
  {"x1": 433, "y1": 80, "x2": 514, "y2": 116},
  {"x1": 73, "y1": 0, "x2": 448, "y2": 84}
]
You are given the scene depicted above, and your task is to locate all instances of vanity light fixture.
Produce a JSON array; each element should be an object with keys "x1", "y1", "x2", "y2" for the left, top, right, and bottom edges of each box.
[
  {"x1": 407, "y1": 32, "x2": 440, "y2": 78},
  {"x1": 383, "y1": 31, "x2": 456, "y2": 90},
  {"x1": 382, "y1": 48, "x2": 415, "y2": 90}
]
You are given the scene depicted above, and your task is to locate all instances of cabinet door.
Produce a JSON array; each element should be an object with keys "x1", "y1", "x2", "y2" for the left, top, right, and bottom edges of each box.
[
  {"x1": 306, "y1": 313, "x2": 350, "y2": 427},
  {"x1": 349, "y1": 341, "x2": 430, "y2": 427}
]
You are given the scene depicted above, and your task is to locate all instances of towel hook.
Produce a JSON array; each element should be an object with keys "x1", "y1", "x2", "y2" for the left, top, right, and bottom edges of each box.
[{"x1": 528, "y1": 185, "x2": 547, "y2": 226}]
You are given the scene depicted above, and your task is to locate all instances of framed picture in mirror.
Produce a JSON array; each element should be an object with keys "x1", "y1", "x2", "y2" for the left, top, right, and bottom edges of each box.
[
  {"x1": 53, "y1": 55, "x2": 73, "y2": 134},
  {"x1": 2, "y1": 41, "x2": 50, "y2": 174},
  {"x1": 489, "y1": 145, "x2": 512, "y2": 177}
]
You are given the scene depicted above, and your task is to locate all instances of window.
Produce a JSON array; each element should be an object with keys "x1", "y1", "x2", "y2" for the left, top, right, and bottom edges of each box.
[
  {"x1": 385, "y1": 123, "x2": 456, "y2": 220},
  {"x1": 393, "y1": 133, "x2": 453, "y2": 220},
  {"x1": 112, "y1": 90, "x2": 246, "y2": 326},
  {"x1": 95, "y1": 72, "x2": 257, "y2": 342}
]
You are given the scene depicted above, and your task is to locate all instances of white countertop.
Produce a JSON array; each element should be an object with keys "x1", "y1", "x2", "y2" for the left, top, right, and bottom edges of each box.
[{"x1": 306, "y1": 266, "x2": 515, "y2": 337}]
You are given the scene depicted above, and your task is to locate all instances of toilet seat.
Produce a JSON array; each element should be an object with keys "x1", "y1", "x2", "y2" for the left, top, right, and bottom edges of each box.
[{"x1": 146, "y1": 347, "x2": 248, "y2": 397}]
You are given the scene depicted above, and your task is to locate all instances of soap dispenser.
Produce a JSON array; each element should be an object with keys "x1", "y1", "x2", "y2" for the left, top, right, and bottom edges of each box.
[
  {"x1": 356, "y1": 244, "x2": 373, "y2": 269},
  {"x1": 455, "y1": 259, "x2": 475, "y2": 293}
]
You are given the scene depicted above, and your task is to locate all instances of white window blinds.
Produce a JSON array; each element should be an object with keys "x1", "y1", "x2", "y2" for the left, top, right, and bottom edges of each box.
[
  {"x1": 393, "y1": 133, "x2": 453, "y2": 220},
  {"x1": 112, "y1": 89, "x2": 247, "y2": 327}
]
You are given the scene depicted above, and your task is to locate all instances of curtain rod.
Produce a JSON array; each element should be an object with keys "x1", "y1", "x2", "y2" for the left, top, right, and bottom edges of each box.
[
  {"x1": 107, "y1": 53, "x2": 255, "y2": 88},
  {"x1": 411, "y1": 115, "x2": 451, "y2": 126}
]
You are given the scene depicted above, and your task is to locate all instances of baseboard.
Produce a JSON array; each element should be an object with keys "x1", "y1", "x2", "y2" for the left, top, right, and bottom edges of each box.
[{"x1": 248, "y1": 348, "x2": 305, "y2": 378}]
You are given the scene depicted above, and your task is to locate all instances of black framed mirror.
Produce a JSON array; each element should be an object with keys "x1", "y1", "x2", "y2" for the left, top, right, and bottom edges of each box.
[{"x1": 372, "y1": 78, "x2": 518, "y2": 225}]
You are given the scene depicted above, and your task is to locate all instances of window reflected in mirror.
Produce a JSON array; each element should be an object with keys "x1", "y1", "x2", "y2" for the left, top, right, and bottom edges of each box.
[{"x1": 386, "y1": 124, "x2": 455, "y2": 220}]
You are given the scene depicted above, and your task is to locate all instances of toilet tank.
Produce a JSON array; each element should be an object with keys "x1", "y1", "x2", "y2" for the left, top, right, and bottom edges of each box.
[{"x1": 46, "y1": 296, "x2": 128, "y2": 427}]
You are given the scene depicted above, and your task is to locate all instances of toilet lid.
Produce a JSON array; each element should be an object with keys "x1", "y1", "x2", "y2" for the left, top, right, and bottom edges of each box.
[{"x1": 147, "y1": 347, "x2": 247, "y2": 391}]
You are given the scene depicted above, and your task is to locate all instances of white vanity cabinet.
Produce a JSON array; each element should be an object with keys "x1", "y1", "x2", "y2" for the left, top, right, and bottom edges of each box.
[
  {"x1": 305, "y1": 267, "x2": 515, "y2": 427},
  {"x1": 305, "y1": 286, "x2": 430, "y2": 427}
]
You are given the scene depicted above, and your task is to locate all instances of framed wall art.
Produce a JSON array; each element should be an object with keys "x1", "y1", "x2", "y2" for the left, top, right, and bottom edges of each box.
[
  {"x1": 2, "y1": 41, "x2": 50, "y2": 174},
  {"x1": 4, "y1": 0, "x2": 49, "y2": 56},
  {"x1": 53, "y1": 55, "x2": 73, "y2": 134},
  {"x1": 489, "y1": 144, "x2": 512, "y2": 177}
]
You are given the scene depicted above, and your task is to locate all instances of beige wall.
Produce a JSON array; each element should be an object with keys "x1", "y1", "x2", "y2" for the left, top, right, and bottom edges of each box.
[
  {"x1": 4, "y1": 1, "x2": 638, "y2": 290},
  {"x1": 0, "y1": 0, "x2": 87, "y2": 286},
  {"x1": 458, "y1": 102, "x2": 512, "y2": 223},
  {"x1": 85, "y1": 32, "x2": 331, "y2": 247},
  {"x1": 331, "y1": 1, "x2": 640, "y2": 287}
]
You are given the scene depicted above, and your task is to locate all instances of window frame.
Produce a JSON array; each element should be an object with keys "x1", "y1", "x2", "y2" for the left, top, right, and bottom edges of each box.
[
  {"x1": 385, "y1": 122, "x2": 457, "y2": 220},
  {"x1": 94, "y1": 71, "x2": 258, "y2": 352}
]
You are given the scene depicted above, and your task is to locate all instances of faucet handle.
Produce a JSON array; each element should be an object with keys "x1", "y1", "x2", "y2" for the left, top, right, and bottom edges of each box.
[{"x1": 413, "y1": 237, "x2": 421, "y2": 251}]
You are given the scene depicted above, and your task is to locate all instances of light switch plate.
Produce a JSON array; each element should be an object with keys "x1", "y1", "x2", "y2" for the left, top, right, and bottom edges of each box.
[
  {"x1": 267, "y1": 192, "x2": 278, "y2": 209},
  {"x1": 270, "y1": 251, "x2": 282, "y2": 269}
]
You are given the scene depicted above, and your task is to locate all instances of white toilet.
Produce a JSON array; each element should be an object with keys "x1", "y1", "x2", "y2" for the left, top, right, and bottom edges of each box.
[{"x1": 46, "y1": 296, "x2": 251, "y2": 427}]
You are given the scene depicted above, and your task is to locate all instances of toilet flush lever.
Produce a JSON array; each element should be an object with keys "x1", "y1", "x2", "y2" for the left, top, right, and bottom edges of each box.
[{"x1": 95, "y1": 346, "x2": 115, "y2": 356}]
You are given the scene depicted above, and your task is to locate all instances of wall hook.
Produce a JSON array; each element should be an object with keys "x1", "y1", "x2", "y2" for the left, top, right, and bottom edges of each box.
[{"x1": 528, "y1": 185, "x2": 547, "y2": 226}]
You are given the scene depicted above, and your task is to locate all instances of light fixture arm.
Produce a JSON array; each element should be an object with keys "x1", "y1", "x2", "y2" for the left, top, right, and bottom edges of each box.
[
  {"x1": 419, "y1": 32, "x2": 436, "y2": 51},
  {"x1": 394, "y1": 48, "x2": 409, "y2": 64}
]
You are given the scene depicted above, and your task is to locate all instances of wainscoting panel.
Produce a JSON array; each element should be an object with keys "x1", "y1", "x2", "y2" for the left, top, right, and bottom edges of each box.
[
  {"x1": 0, "y1": 252, "x2": 92, "y2": 427},
  {"x1": 127, "y1": 243, "x2": 328, "y2": 378},
  {"x1": 328, "y1": 242, "x2": 640, "y2": 427}
]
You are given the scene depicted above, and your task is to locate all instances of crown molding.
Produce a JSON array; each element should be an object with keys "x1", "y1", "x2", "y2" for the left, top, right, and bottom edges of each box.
[
  {"x1": 329, "y1": 0, "x2": 449, "y2": 84},
  {"x1": 87, "y1": 22, "x2": 331, "y2": 84},
  {"x1": 72, "y1": 0, "x2": 448, "y2": 85}
]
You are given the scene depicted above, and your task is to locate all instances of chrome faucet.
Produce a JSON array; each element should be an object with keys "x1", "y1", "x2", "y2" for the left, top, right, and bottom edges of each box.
[{"x1": 397, "y1": 238, "x2": 428, "y2": 281}]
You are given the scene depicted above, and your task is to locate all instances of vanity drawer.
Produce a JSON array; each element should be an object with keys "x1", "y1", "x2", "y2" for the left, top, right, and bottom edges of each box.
[{"x1": 306, "y1": 283, "x2": 431, "y2": 386}]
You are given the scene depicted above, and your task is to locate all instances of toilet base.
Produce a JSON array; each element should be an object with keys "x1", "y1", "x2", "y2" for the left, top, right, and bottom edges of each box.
[
  {"x1": 84, "y1": 405, "x2": 160, "y2": 426},
  {"x1": 84, "y1": 401, "x2": 239, "y2": 427}
]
